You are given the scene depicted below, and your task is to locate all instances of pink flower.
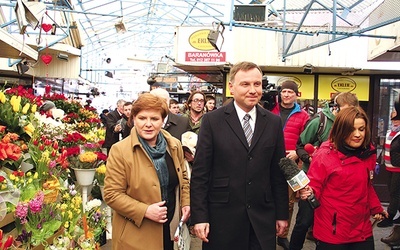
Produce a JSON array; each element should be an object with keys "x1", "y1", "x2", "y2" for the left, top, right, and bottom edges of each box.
[
  {"x1": 29, "y1": 191, "x2": 44, "y2": 214},
  {"x1": 15, "y1": 202, "x2": 29, "y2": 223},
  {"x1": 49, "y1": 160, "x2": 56, "y2": 169}
]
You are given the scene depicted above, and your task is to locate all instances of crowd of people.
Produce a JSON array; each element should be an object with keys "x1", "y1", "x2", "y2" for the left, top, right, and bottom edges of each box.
[{"x1": 97, "y1": 61, "x2": 397, "y2": 250}]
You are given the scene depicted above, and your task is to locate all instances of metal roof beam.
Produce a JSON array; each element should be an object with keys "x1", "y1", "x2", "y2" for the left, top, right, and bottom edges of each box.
[{"x1": 282, "y1": 15, "x2": 400, "y2": 60}]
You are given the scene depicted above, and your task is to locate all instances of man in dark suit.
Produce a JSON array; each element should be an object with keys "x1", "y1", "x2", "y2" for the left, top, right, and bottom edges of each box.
[
  {"x1": 102, "y1": 99, "x2": 125, "y2": 154},
  {"x1": 150, "y1": 88, "x2": 190, "y2": 140},
  {"x1": 191, "y1": 61, "x2": 289, "y2": 250}
]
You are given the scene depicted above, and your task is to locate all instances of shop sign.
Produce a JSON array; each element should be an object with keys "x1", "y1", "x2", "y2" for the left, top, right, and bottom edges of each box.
[
  {"x1": 185, "y1": 52, "x2": 226, "y2": 62},
  {"x1": 189, "y1": 29, "x2": 215, "y2": 51}
]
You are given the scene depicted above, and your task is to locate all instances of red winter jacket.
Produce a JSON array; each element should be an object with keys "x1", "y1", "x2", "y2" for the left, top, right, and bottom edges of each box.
[
  {"x1": 308, "y1": 141, "x2": 384, "y2": 244},
  {"x1": 271, "y1": 103, "x2": 309, "y2": 150}
]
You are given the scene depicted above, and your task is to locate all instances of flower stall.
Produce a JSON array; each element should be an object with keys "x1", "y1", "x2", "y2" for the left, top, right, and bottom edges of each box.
[{"x1": 0, "y1": 86, "x2": 108, "y2": 250}]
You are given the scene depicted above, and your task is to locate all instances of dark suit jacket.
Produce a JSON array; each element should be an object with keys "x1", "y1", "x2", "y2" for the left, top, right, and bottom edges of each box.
[
  {"x1": 103, "y1": 109, "x2": 122, "y2": 149},
  {"x1": 190, "y1": 102, "x2": 289, "y2": 250},
  {"x1": 163, "y1": 112, "x2": 190, "y2": 141}
]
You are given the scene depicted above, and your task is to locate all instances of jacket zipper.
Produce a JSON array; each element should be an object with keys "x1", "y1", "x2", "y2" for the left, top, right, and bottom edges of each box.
[{"x1": 332, "y1": 212, "x2": 337, "y2": 235}]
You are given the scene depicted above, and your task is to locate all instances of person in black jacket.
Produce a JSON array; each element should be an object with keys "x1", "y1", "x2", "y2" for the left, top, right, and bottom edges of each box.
[
  {"x1": 100, "y1": 109, "x2": 109, "y2": 127},
  {"x1": 150, "y1": 89, "x2": 190, "y2": 140},
  {"x1": 102, "y1": 99, "x2": 126, "y2": 154}
]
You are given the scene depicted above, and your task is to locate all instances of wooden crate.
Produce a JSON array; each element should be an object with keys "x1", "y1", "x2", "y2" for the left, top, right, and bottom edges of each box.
[
  {"x1": 0, "y1": 213, "x2": 14, "y2": 229},
  {"x1": 31, "y1": 228, "x2": 64, "y2": 250}
]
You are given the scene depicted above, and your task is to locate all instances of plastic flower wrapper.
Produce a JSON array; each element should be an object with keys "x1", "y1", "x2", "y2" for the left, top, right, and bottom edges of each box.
[
  {"x1": 15, "y1": 190, "x2": 62, "y2": 247},
  {"x1": 0, "y1": 169, "x2": 31, "y2": 214}
]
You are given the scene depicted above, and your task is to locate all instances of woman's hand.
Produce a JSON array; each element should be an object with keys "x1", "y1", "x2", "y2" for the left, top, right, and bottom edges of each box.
[
  {"x1": 145, "y1": 201, "x2": 168, "y2": 223},
  {"x1": 372, "y1": 210, "x2": 389, "y2": 221},
  {"x1": 181, "y1": 205, "x2": 191, "y2": 223},
  {"x1": 299, "y1": 185, "x2": 313, "y2": 200}
]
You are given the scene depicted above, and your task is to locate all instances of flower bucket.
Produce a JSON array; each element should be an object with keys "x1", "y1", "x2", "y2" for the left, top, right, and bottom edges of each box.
[{"x1": 73, "y1": 168, "x2": 96, "y2": 186}]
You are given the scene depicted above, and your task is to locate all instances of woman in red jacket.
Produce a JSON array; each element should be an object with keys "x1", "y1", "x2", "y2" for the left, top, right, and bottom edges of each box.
[{"x1": 300, "y1": 106, "x2": 387, "y2": 249}]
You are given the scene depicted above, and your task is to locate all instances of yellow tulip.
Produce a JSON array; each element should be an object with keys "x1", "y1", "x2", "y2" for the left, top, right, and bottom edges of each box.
[
  {"x1": 10, "y1": 95, "x2": 17, "y2": 106},
  {"x1": 22, "y1": 103, "x2": 30, "y2": 114},
  {"x1": 24, "y1": 123, "x2": 35, "y2": 136},
  {"x1": 31, "y1": 104, "x2": 37, "y2": 113},
  {"x1": 11, "y1": 95, "x2": 20, "y2": 112},
  {"x1": 0, "y1": 92, "x2": 5, "y2": 103}
]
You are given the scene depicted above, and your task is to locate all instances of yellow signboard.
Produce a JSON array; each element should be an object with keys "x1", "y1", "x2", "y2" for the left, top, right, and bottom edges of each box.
[
  {"x1": 318, "y1": 75, "x2": 369, "y2": 101},
  {"x1": 225, "y1": 74, "x2": 370, "y2": 101}
]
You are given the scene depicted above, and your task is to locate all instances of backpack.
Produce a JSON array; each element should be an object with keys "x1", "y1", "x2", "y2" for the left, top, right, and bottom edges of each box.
[{"x1": 308, "y1": 112, "x2": 328, "y2": 146}]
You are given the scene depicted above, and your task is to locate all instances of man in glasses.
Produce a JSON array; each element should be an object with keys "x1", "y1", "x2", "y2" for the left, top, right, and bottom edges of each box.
[{"x1": 182, "y1": 91, "x2": 206, "y2": 134}]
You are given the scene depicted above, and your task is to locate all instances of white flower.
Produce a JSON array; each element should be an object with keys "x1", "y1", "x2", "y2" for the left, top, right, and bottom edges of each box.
[{"x1": 84, "y1": 198, "x2": 102, "y2": 212}]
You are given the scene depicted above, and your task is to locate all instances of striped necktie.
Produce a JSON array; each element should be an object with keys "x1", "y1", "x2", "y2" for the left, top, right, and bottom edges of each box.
[{"x1": 243, "y1": 114, "x2": 253, "y2": 146}]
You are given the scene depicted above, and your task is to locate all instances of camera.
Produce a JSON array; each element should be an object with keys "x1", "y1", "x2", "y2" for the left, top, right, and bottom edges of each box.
[{"x1": 260, "y1": 76, "x2": 280, "y2": 111}]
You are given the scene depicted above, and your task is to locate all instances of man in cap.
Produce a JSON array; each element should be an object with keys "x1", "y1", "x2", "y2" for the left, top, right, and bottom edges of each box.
[
  {"x1": 39, "y1": 100, "x2": 56, "y2": 117},
  {"x1": 271, "y1": 80, "x2": 309, "y2": 249}
]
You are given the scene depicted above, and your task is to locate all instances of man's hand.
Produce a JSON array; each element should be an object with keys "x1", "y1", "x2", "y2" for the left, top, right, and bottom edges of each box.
[
  {"x1": 181, "y1": 205, "x2": 191, "y2": 223},
  {"x1": 286, "y1": 150, "x2": 299, "y2": 161},
  {"x1": 184, "y1": 151, "x2": 194, "y2": 162},
  {"x1": 194, "y1": 223, "x2": 210, "y2": 243},
  {"x1": 276, "y1": 220, "x2": 288, "y2": 237},
  {"x1": 114, "y1": 123, "x2": 122, "y2": 132}
]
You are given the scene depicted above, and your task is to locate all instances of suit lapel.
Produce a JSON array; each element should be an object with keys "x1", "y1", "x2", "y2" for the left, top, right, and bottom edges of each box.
[
  {"x1": 249, "y1": 106, "x2": 267, "y2": 150},
  {"x1": 225, "y1": 102, "x2": 251, "y2": 149}
]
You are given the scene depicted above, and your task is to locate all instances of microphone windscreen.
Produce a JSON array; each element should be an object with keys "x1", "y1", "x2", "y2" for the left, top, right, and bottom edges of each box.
[
  {"x1": 279, "y1": 157, "x2": 300, "y2": 180},
  {"x1": 304, "y1": 144, "x2": 315, "y2": 155}
]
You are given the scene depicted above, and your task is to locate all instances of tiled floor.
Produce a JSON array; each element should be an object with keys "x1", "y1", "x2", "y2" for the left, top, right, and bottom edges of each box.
[{"x1": 101, "y1": 202, "x2": 396, "y2": 250}]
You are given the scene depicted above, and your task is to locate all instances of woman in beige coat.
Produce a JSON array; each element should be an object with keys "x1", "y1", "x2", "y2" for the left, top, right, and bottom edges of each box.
[{"x1": 104, "y1": 93, "x2": 190, "y2": 250}]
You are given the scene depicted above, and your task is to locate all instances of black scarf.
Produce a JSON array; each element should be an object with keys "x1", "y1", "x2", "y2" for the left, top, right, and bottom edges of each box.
[{"x1": 338, "y1": 143, "x2": 376, "y2": 160}]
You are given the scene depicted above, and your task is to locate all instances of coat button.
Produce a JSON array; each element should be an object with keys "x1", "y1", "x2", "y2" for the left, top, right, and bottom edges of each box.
[
  {"x1": 247, "y1": 204, "x2": 251, "y2": 209},
  {"x1": 248, "y1": 181, "x2": 252, "y2": 185},
  {"x1": 248, "y1": 156, "x2": 252, "y2": 160}
]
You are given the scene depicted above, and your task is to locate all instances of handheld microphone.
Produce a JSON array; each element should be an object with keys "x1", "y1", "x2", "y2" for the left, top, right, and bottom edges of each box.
[
  {"x1": 279, "y1": 158, "x2": 320, "y2": 209},
  {"x1": 304, "y1": 143, "x2": 315, "y2": 155}
]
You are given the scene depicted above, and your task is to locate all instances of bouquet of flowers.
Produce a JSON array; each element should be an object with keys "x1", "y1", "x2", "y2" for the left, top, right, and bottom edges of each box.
[
  {"x1": 14, "y1": 191, "x2": 62, "y2": 247},
  {"x1": 56, "y1": 184, "x2": 82, "y2": 235},
  {"x1": 67, "y1": 143, "x2": 107, "y2": 170},
  {"x1": 27, "y1": 133, "x2": 69, "y2": 181},
  {"x1": 0, "y1": 88, "x2": 38, "y2": 142},
  {"x1": 0, "y1": 125, "x2": 27, "y2": 171}
]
